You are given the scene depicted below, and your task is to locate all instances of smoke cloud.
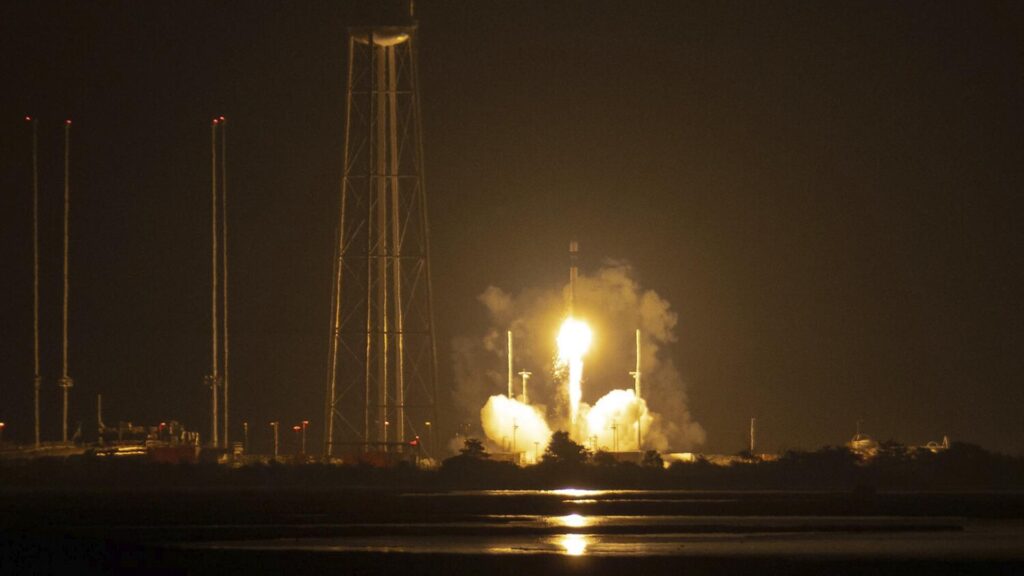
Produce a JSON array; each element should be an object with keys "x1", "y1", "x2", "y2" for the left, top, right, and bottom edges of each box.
[
  {"x1": 453, "y1": 261, "x2": 706, "y2": 452},
  {"x1": 480, "y1": 395, "x2": 552, "y2": 460}
]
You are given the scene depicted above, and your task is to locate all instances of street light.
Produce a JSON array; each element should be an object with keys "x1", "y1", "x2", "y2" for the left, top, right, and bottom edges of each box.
[
  {"x1": 424, "y1": 421, "x2": 432, "y2": 456},
  {"x1": 519, "y1": 371, "x2": 532, "y2": 404}
]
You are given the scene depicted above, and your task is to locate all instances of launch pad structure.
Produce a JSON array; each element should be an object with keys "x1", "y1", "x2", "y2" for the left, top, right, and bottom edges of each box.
[{"x1": 323, "y1": 1, "x2": 440, "y2": 458}]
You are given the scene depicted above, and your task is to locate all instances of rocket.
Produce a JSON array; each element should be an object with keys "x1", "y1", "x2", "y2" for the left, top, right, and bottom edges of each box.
[{"x1": 568, "y1": 240, "x2": 579, "y2": 317}]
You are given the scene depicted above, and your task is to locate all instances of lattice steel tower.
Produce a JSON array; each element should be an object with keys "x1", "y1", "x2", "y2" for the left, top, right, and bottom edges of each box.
[{"x1": 323, "y1": 1, "x2": 439, "y2": 457}]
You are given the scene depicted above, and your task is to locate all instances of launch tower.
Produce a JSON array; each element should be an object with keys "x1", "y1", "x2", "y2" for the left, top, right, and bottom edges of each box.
[{"x1": 323, "y1": 0, "x2": 439, "y2": 458}]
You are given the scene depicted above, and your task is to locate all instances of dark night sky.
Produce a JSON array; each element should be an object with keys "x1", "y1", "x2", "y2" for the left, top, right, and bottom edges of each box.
[{"x1": 1, "y1": 1, "x2": 1021, "y2": 455}]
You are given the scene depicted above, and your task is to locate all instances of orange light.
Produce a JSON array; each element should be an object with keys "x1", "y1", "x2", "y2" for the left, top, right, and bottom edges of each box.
[{"x1": 292, "y1": 425, "x2": 301, "y2": 432}]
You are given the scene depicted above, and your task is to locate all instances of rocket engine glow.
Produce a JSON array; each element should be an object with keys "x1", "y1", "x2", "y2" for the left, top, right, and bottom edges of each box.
[
  {"x1": 471, "y1": 244, "x2": 704, "y2": 457},
  {"x1": 557, "y1": 317, "x2": 592, "y2": 435}
]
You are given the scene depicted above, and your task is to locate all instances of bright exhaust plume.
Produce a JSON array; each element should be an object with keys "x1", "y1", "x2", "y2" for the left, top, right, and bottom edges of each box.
[{"x1": 557, "y1": 317, "x2": 592, "y2": 435}]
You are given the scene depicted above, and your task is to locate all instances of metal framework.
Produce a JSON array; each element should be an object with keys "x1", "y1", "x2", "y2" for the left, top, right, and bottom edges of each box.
[{"x1": 323, "y1": 19, "x2": 439, "y2": 458}]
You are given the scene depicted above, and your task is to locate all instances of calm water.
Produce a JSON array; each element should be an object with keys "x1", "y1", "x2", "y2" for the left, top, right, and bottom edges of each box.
[{"x1": 182, "y1": 489, "x2": 1024, "y2": 559}]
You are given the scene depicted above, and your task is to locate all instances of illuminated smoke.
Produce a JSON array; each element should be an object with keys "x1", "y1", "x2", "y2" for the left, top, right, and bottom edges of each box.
[
  {"x1": 453, "y1": 261, "x2": 706, "y2": 452},
  {"x1": 583, "y1": 389, "x2": 651, "y2": 451},
  {"x1": 480, "y1": 395, "x2": 552, "y2": 459},
  {"x1": 556, "y1": 317, "x2": 592, "y2": 438}
]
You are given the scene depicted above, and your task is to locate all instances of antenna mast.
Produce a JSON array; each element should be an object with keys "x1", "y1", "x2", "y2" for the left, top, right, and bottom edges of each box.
[
  {"x1": 58, "y1": 120, "x2": 74, "y2": 443},
  {"x1": 28, "y1": 117, "x2": 41, "y2": 447},
  {"x1": 630, "y1": 329, "x2": 642, "y2": 451},
  {"x1": 220, "y1": 117, "x2": 230, "y2": 448},
  {"x1": 207, "y1": 118, "x2": 220, "y2": 448}
]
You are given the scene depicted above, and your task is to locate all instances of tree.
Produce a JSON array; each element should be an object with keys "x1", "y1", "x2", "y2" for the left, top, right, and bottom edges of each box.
[
  {"x1": 440, "y1": 437, "x2": 514, "y2": 484},
  {"x1": 542, "y1": 431, "x2": 589, "y2": 466},
  {"x1": 459, "y1": 438, "x2": 489, "y2": 460}
]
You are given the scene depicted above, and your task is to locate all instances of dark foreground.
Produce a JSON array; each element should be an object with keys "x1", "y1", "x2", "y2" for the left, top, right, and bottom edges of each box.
[{"x1": 2, "y1": 488, "x2": 1023, "y2": 575}]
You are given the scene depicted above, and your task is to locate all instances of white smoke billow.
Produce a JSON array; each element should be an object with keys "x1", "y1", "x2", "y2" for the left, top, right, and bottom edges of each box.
[
  {"x1": 583, "y1": 389, "x2": 652, "y2": 452},
  {"x1": 480, "y1": 395, "x2": 552, "y2": 462},
  {"x1": 454, "y1": 261, "x2": 706, "y2": 453}
]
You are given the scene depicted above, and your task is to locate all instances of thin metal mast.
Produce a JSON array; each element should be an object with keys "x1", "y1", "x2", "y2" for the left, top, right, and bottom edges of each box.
[
  {"x1": 29, "y1": 117, "x2": 41, "y2": 447},
  {"x1": 388, "y1": 44, "x2": 406, "y2": 446},
  {"x1": 58, "y1": 120, "x2": 74, "y2": 443},
  {"x1": 749, "y1": 417, "x2": 756, "y2": 454},
  {"x1": 323, "y1": 32, "x2": 358, "y2": 457},
  {"x1": 408, "y1": 28, "x2": 442, "y2": 449},
  {"x1": 631, "y1": 328, "x2": 642, "y2": 451},
  {"x1": 324, "y1": 225, "x2": 342, "y2": 456},
  {"x1": 363, "y1": 29, "x2": 377, "y2": 450},
  {"x1": 375, "y1": 37, "x2": 390, "y2": 446},
  {"x1": 208, "y1": 118, "x2": 220, "y2": 448},
  {"x1": 220, "y1": 117, "x2": 230, "y2": 448}
]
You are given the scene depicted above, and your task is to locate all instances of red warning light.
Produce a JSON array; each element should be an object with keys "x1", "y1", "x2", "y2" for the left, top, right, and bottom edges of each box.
[
  {"x1": 218, "y1": 115, "x2": 225, "y2": 121},
  {"x1": 65, "y1": 119, "x2": 72, "y2": 125},
  {"x1": 25, "y1": 116, "x2": 32, "y2": 122},
  {"x1": 292, "y1": 425, "x2": 301, "y2": 432}
]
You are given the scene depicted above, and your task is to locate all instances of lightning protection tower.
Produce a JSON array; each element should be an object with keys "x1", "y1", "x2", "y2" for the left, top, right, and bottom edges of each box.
[{"x1": 323, "y1": 0, "x2": 439, "y2": 458}]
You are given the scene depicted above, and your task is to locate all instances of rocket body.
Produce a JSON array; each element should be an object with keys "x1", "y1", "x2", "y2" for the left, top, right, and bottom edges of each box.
[{"x1": 569, "y1": 240, "x2": 579, "y2": 316}]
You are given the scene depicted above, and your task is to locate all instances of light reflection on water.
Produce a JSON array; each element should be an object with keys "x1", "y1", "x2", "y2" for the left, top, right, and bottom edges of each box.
[
  {"x1": 183, "y1": 513, "x2": 1022, "y2": 559},
  {"x1": 177, "y1": 490, "x2": 1023, "y2": 560},
  {"x1": 550, "y1": 513, "x2": 589, "y2": 528},
  {"x1": 410, "y1": 489, "x2": 741, "y2": 503},
  {"x1": 550, "y1": 488, "x2": 603, "y2": 498},
  {"x1": 192, "y1": 528, "x2": 1024, "y2": 559},
  {"x1": 558, "y1": 534, "x2": 588, "y2": 556}
]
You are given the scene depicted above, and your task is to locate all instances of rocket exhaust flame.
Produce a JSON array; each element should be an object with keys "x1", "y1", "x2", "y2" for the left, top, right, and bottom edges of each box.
[
  {"x1": 470, "y1": 257, "x2": 706, "y2": 457},
  {"x1": 557, "y1": 317, "x2": 592, "y2": 437}
]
